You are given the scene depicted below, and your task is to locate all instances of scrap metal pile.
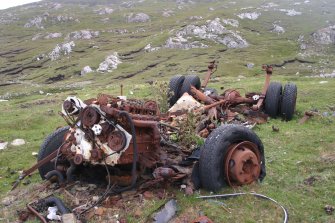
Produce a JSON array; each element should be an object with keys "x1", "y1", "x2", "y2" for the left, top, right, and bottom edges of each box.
[
  {"x1": 12, "y1": 61, "x2": 298, "y2": 222},
  {"x1": 167, "y1": 61, "x2": 297, "y2": 138}
]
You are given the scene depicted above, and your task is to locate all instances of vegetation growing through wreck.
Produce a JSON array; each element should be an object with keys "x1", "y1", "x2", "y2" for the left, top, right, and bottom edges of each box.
[
  {"x1": 0, "y1": 0, "x2": 335, "y2": 222},
  {"x1": 1, "y1": 76, "x2": 334, "y2": 222}
]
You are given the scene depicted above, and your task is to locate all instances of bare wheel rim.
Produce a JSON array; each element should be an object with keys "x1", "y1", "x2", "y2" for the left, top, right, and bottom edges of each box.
[{"x1": 224, "y1": 141, "x2": 261, "y2": 187}]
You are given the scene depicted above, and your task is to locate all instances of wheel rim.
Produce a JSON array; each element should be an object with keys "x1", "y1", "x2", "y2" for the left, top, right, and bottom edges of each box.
[{"x1": 224, "y1": 141, "x2": 261, "y2": 187}]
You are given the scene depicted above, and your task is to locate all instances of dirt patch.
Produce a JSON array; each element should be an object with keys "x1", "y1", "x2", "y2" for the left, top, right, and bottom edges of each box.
[
  {"x1": 303, "y1": 176, "x2": 320, "y2": 186},
  {"x1": 45, "y1": 74, "x2": 65, "y2": 84},
  {"x1": 272, "y1": 58, "x2": 315, "y2": 67},
  {"x1": 320, "y1": 153, "x2": 335, "y2": 163},
  {"x1": 19, "y1": 99, "x2": 57, "y2": 108}
]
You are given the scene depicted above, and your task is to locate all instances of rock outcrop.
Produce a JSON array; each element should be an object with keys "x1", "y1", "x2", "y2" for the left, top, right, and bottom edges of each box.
[
  {"x1": 97, "y1": 53, "x2": 122, "y2": 72},
  {"x1": 67, "y1": 30, "x2": 99, "y2": 40},
  {"x1": 49, "y1": 41, "x2": 75, "y2": 60},
  {"x1": 312, "y1": 26, "x2": 335, "y2": 45},
  {"x1": 237, "y1": 12, "x2": 261, "y2": 20},
  {"x1": 166, "y1": 18, "x2": 248, "y2": 49},
  {"x1": 127, "y1": 13, "x2": 150, "y2": 23}
]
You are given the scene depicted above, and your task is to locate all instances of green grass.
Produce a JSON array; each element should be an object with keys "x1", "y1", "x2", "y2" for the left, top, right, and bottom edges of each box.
[
  {"x1": 0, "y1": 0, "x2": 335, "y2": 222},
  {"x1": 0, "y1": 76, "x2": 334, "y2": 222}
]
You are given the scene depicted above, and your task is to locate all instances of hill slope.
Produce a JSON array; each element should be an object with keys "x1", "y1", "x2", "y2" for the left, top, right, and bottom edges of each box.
[{"x1": 0, "y1": 0, "x2": 334, "y2": 97}]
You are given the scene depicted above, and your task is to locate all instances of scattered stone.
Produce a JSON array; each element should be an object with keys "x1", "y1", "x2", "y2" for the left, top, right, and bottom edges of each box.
[
  {"x1": 0, "y1": 141, "x2": 8, "y2": 150},
  {"x1": 272, "y1": 24, "x2": 285, "y2": 33},
  {"x1": 312, "y1": 25, "x2": 335, "y2": 45},
  {"x1": 222, "y1": 19, "x2": 239, "y2": 27},
  {"x1": 280, "y1": 9, "x2": 302, "y2": 16},
  {"x1": 11, "y1": 139, "x2": 25, "y2": 146},
  {"x1": 32, "y1": 33, "x2": 43, "y2": 41},
  {"x1": 246, "y1": 63, "x2": 254, "y2": 69},
  {"x1": 167, "y1": 18, "x2": 248, "y2": 49},
  {"x1": 51, "y1": 15, "x2": 77, "y2": 23},
  {"x1": 24, "y1": 16, "x2": 45, "y2": 29},
  {"x1": 49, "y1": 41, "x2": 75, "y2": 60},
  {"x1": 152, "y1": 199, "x2": 178, "y2": 223},
  {"x1": 127, "y1": 13, "x2": 150, "y2": 23},
  {"x1": 0, "y1": 99, "x2": 9, "y2": 102},
  {"x1": 164, "y1": 36, "x2": 207, "y2": 49},
  {"x1": 162, "y1": 10, "x2": 174, "y2": 17},
  {"x1": 81, "y1": 66, "x2": 93, "y2": 76},
  {"x1": 32, "y1": 152, "x2": 38, "y2": 156},
  {"x1": 189, "y1": 16, "x2": 203, "y2": 20},
  {"x1": 144, "y1": 44, "x2": 161, "y2": 52},
  {"x1": 310, "y1": 71, "x2": 335, "y2": 78},
  {"x1": 39, "y1": 90, "x2": 44, "y2": 94},
  {"x1": 1, "y1": 196, "x2": 16, "y2": 206},
  {"x1": 44, "y1": 32, "x2": 62, "y2": 39},
  {"x1": 324, "y1": 205, "x2": 334, "y2": 215},
  {"x1": 237, "y1": 12, "x2": 261, "y2": 20},
  {"x1": 261, "y1": 2, "x2": 279, "y2": 8},
  {"x1": 95, "y1": 8, "x2": 114, "y2": 15},
  {"x1": 319, "y1": 81, "x2": 328, "y2": 84},
  {"x1": 67, "y1": 30, "x2": 99, "y2": 40},
  {"x1": 97, "y1": 53, "x2": 122, "y2": 73}
]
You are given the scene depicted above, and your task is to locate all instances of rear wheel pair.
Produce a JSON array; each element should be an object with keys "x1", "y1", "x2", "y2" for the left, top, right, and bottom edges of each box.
[
  {"x1": 264, "y1": 82, "x2": 297, "y2": 120},
  {"x1": 168, "y1": 75, "x2": 201, "y2": 106}
]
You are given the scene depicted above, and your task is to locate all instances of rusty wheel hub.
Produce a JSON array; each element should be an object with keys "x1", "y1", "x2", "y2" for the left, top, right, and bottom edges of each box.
[{"x1": 224, "y1": 141, "x2": 261, "y2": 186}]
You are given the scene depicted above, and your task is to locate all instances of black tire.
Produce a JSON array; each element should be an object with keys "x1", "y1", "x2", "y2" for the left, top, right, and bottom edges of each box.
[
  {"x1": 281, "y1": 83, "x2": 297, "y2": 121},
  {"x1": 38, "y1": 126, "x2": 69, "y2": 179},
  {"x1": 264, "y1": 82, "x2": 282, "y2": 118},
  {"x1": 168, "y1": 75, "x2": 185, "y2": 107},
  {"x1": 199, "y1": 125, "x2": 266, "y2": 191},
  {"x1": 179, "y1": 75, "x2": 201, "y2": 97}
]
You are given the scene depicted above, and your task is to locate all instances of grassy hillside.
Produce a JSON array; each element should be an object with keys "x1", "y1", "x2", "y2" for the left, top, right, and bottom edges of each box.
[{"x1": 0, "y1": 0, "x2": 335, "y2": 222}]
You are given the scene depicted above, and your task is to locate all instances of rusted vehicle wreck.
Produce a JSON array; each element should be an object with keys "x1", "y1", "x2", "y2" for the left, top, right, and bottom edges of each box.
[{"x1": 13, "y1": 62, "x2": 297, "y2": 221}]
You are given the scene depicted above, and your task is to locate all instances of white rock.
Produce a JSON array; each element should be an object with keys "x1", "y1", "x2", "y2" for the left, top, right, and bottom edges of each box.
[
  {"x1": 319, "y1": 81, "x2": 328, "y2": 84},
  {"x1": 222, "y1": 19, "x2": 239, "y2": 27},
  {"x1": 44, "y1": 32, "x2": 62, "y2": 39},
  {"x1": 67, "y1": 30, "x2": 99, "y2": 40},
  {"x1": 1, "y1": 196, "x2": 16, "y2": 206},
  {"x1": 127, "y1": 13, "x2": 150, "y2": 23},
  {"x1": 95, "y1": 7, "x2": 114, "y2": 15},
  {"x1": 246, "y1": 63, "x2": 254, "y2": 69},
  {"x1": 39, "y1": 90, "x2": 44, "y2": 94},
  {"x1": 312, "y1": 25, "x2": 335, "y2": 45},
  {"x1": 280, "y1": 9, "x2": 302, "y2": 16},
  {"x1": 0, "y1": 99, "x2": 9, "y2": 102},
  {"x1": 166, "y1": 18, "x2": 247, "y2": 49},
  {"x1": 237, "y1": 12, "x2": 261, "y2": 20},
  {"x1": 32, "y1": 152, "x2": 38, "y2": 156},
  {"x1": 49, "y1": 41, "x2": 75, "y2": 60},
  {"x1": 0, "y1": 141, "x2": 8, "y2": 150},
  {"x1": 11, "y1": 139, "x2": 25, "y2": 146},
  {"x1": 189, "y1": 16, "x2": 203, "y2": 20},
  {"x1": 81, "y1": 66, "x2": 93, "y2": 76},
  {"x1": 24, "y1": 16, "x2": 44, "y2": 29},
  {"x1": 272, "y1": 24, "x2": 285, "y2": 33},
  {"x1": 97, "y1": 53, "x2": 122, "y2": 72}
]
